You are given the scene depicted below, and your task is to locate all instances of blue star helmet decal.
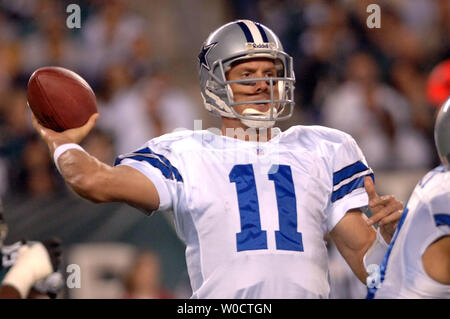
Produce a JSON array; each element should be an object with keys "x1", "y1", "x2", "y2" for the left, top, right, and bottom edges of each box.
[{"x1": 198, "y1": 42, "x2": 217, "y2": 71}]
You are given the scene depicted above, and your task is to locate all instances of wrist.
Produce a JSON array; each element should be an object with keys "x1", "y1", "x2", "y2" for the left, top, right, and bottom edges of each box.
[
  {"x1": 48, "y1": 137, "x2": 74, "y2": 155},
  {"x1": 379, "y1": 226, "x2": 393, "y2": 244},
  {"x1": 53, "y1": 143, "x2": 86, "y2": 173}
]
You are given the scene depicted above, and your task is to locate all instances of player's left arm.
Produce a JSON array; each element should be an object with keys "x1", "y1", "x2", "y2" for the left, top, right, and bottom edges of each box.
[
  {"x1": 422, "y1": 193, "x2": 450, "y2": 284},
  {"x1": 330, "y1": 177, "x2": 404, "y2": 283},
  {"x1": 422, "y1": 236, "x2": 450, "y2": 285},
  {"x1": 330, "y1": 208, "x2": 375, "y2": 283},
  {"x1": 422, "y1": 235, "x2": 450, "y2": 284}
]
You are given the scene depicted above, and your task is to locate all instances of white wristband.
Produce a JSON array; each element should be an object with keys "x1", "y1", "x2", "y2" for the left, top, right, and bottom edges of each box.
[{"x1": 53, "y1": 143, "x2": 86, "y2": 174}]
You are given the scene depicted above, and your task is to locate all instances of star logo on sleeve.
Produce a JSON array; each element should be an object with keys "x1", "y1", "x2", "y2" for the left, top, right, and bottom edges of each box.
[{"x1": 198, "y1": 42, "x2": 217, "y2": 71}]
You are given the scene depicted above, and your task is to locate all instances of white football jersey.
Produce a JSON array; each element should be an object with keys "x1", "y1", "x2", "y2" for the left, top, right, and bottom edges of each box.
[
  {"x1": 115, "y1": 125, "x2": 373, "y2": 298},
  {"x1": 370, "y1": 166, "x2": 450, "y2": 299}
]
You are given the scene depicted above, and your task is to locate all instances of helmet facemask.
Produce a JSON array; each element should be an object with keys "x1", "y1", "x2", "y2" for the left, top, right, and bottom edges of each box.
[
  {"x1": 198, "y1": 20, "x2": 296, "y2": 129},
  {"x1": 204, "y1": 50, "x2": 295, "y2": 129}
]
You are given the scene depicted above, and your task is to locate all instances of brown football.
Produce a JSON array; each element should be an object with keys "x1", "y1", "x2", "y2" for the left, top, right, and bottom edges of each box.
[{"x1": 27, "y1": 66, "x2": 98, "y2": 131}]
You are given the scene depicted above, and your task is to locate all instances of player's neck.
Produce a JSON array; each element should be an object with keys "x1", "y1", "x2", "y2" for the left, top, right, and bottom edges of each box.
[{"x1": 221, "y1": 118, "x2": 273, "y2": 142}]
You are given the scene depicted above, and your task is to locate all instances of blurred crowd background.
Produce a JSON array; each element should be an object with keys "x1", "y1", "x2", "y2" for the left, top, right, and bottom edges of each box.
[{"x1": 0, "y1": 0, "x2": 448, "y2": 298}]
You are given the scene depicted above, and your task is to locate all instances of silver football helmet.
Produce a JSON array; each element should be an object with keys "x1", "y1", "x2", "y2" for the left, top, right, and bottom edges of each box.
[
  {"x1": 198, "y1": 20, "x2": 295, "y2": 128},
  {"x1": 435, "y1": 96, "x2": 450, "y2": 168}
]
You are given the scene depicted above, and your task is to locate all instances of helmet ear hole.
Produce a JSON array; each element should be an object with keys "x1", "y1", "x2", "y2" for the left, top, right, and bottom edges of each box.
[{"x1": 275, "y1": 59, "x2": 284, "y2": 76}]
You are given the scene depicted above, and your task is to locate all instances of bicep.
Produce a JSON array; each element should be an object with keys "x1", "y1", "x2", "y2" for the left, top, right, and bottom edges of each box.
[
  {"x1": 330, "y1": 209, "x2": 376, "y2": 283},
  {"x1": 422, "y1": 236, "x2": 450, "y2": 285},
  {"x1": 94, "y1": 164, "x2": 160, "y2": 213}
]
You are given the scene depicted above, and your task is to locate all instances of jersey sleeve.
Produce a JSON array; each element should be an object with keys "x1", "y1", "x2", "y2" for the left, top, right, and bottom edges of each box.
[
  {"x1": 113, "y1": 141, "x2": 184, "y2": 215},
  {"x1": 423, "y1": 191, "x2": 450, "y2": 246},
  {"x1": 411, "y1": 192, "x2": 450, "y2": 264},
  {"x1": 326, "y1": 135, "x2": 374, "y2": 232}
]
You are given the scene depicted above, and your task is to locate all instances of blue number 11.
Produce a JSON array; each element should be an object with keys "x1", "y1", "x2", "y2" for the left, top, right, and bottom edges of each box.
[{"x1": 229, "y1": 164, "x2": 304, "y2": 252}]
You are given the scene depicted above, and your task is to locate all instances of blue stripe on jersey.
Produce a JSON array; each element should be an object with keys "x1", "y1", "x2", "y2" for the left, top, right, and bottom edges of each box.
[
  {"x1": 137, "y1": 147, "x2": 183, "y2": 182},
  {"x1": 333, "y1": 161, "x2": 369, "y2": 186},
  {"x1": 114, "y1": 147, "x2": 183, "y2": 182},
  {"x1": 434, "y1": 214, "x2": 450, "y2": 227},
  {"x1": 236, "y1": 21, "x2": 254, "y2": 42},
  {"x1": 366, "y1": 207, "x2": 410, "y2": 299},
  {"x1": 255, "y1": 23, "x2": 269, "y2": 42},
  {"x1": 331, "y1": 173, "x2": 374, "y2": 203},
  {"x1": 116, "y1": 154, "x2": 173, "y2": 180}
]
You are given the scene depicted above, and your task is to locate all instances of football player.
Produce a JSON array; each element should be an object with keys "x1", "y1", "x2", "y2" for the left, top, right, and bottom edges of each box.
[
  {"x1": 0, "y1": 200, "x2": 63, "y2": 299},
  {"x1": 31, "y1": 20, "x2": 403, "y2": 298},
  {"x1": 367, "y1": 98, "x2": 450, "y2": 299}
]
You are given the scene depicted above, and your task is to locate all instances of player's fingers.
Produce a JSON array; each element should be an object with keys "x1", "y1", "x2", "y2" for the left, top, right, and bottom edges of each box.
[
  {"x1": 65, "y1": 113, "x2": 99, "y2": 142},
  {"x1": 367, "y1": 202, "x2": 403, "y2": 226},
  {"x1": 364, "y1": 176, "x2": 378, "y2": 201},
  {"x1": 88, "y1": 113, "x2": 100, "y2": 124},
  {"x1": 80, "y1": 113, "x2": 99, "y2": 135},
  {"x1": 30, "y1": 113, "x2": 51, "y2": 139},
  {"x1": 366, "y1": 200, "x2": 403, "y2": 226},
  {"x1": 369, "y1": 194, "x2": 398, "y2": 209},
  {"x1": 378, "y1": 209, "x2": 403, "y2": 227},
  {"x1": 30, "y1": 112, "x2": 42, "y2": 131}
]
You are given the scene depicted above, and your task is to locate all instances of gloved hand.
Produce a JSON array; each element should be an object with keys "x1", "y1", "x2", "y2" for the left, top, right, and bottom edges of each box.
[{"x1": 33, "y1": 272, "x2": 64, "y2": 299}]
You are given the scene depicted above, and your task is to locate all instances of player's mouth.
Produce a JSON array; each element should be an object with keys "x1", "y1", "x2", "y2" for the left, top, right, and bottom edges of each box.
[
  {"x1": 242, "y1": 104, "x2": 272, "y2": 117},
  {"x1": 242, "y1": 96, "x2": 272, "y2": 111},
  {"x1": 245, "y1": 103, "x2": 270, "y2": 112}
]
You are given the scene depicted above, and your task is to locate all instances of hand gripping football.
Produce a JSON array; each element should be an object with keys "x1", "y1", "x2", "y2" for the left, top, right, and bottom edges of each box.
[{"x1": 27, "y1": 66, "x2": 98, "y2": 131}]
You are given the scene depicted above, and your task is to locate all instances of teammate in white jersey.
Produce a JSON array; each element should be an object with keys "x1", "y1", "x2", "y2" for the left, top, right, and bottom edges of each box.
[
  {"x1": 31, "y1": 20, "x2": 403, "y2": 298},
  {"x1": 368, "y1": 98, "x2": 450, "y2": 299}
]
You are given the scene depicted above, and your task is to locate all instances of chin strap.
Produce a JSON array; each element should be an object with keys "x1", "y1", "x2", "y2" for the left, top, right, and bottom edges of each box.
[
  {"x1": 241, "y1": 118, "x2": 275, "y2": 129},
  {"x1": 203, "y1": 88, "x2": 280, "y2": 129},
  {"x1": 240, "y1": 108, "x2": 277, "y2": 129}
]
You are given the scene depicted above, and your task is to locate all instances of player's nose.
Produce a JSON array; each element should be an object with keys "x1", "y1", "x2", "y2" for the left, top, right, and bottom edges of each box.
[{"x1": 253, "y1": 78, "x2": 270, "y2": 93}]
